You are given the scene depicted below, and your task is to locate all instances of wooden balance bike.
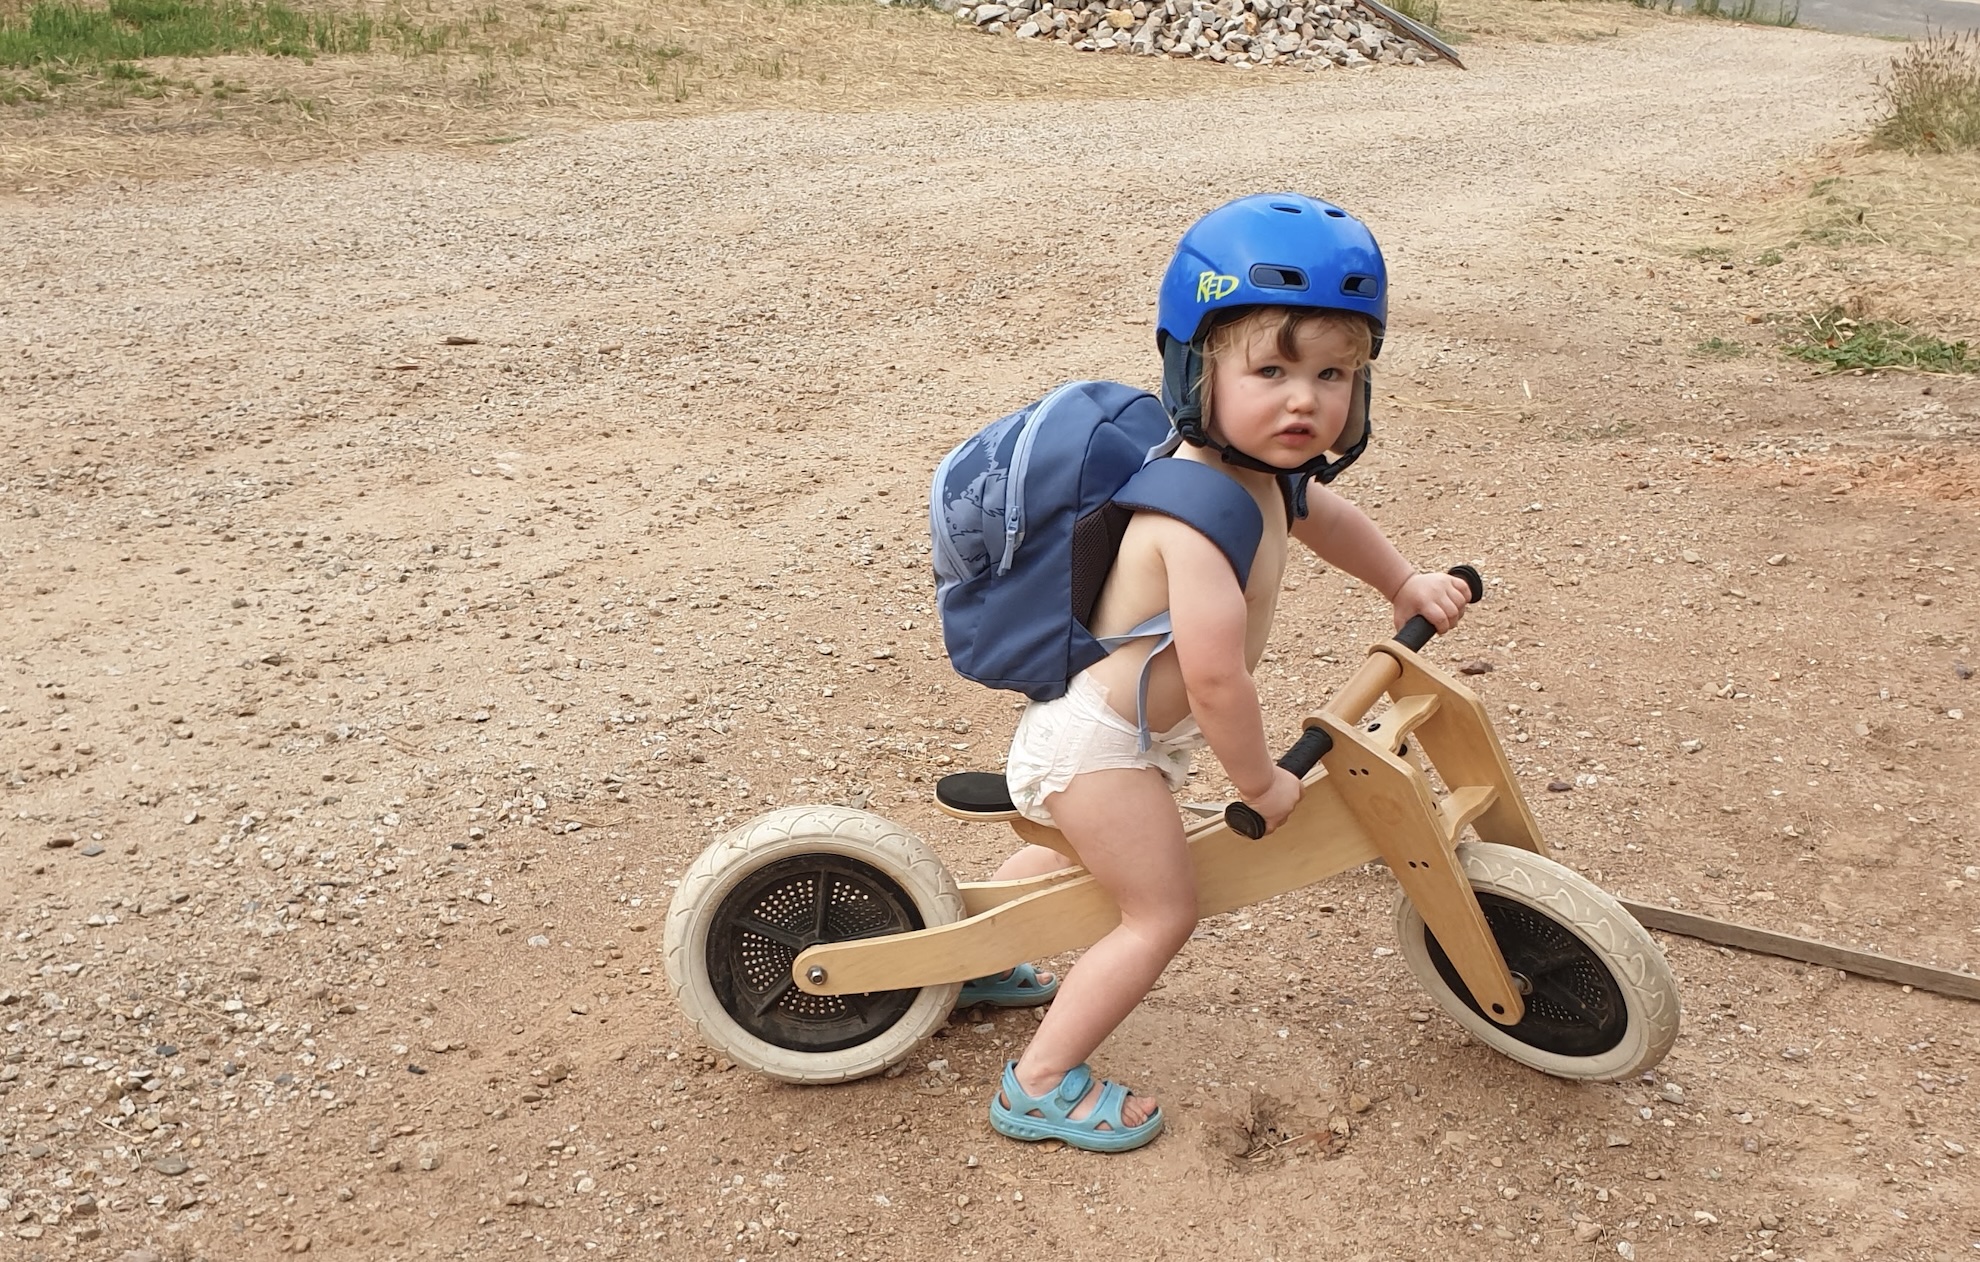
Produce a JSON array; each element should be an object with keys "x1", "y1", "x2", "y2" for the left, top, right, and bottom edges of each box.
[{"x1": 665, "y1": 567, "x2": 1680, "y2": 1086}]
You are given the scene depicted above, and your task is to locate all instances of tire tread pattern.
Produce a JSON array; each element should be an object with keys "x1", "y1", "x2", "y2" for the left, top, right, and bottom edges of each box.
[
  {"x1": 1396, "y1": 842, "x2": 1681, "y2": 1081},
  {"x1": 665, "y1": 806, "x2": 965, "y2": 1084}
]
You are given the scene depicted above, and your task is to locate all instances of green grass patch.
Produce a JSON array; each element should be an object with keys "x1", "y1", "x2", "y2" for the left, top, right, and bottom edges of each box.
[
  {"x1": 1695, "y1": 337, "x2": 1746, "y2": 358},
  {"x1": 1389, "y1": 0, "x2": 1443, "y2": 32},
  {"x1": 1630, "y1": 0, "x2": 1797, "y2": 25},
  {"x1": 1872, "y1": 30, "x2": 1980, "y2": 154},
  {"x1": 1782, "y1": 307, "x2": 1977, "y2": 373},
  {"x1": 0, "y1": 0, "x2": 379, "y2": 67}
]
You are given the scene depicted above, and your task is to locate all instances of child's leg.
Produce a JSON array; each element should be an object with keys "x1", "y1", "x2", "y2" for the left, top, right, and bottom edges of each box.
[
  {"x1": 1006, "y1": 765, "x2": 1193, "y2": 1131},
  {"x1": 962, "y1": 845, "x2": 1076, "y2": 996},
  {"x1": 990, "y1": 845, "x2": 1076, "y2": 882}
]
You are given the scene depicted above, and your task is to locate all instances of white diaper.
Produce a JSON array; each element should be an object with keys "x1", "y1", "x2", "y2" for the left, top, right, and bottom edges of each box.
[{"x1": 1004, "y1": 672, "x2": 1204, "y2": 827}]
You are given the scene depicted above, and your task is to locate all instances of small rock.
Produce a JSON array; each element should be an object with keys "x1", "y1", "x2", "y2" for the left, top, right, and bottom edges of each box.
[
  {"x1": 1574, "y1": 1221, "x2": 1604, "y2": 1242},
  {"x1": 1458, "y1": 660, "x2": 1494, "y2": 675},
  {"x1": 152, "y1": 1154, "x2": 189, "y2": 1176},
  {"x1": 534, "y1": 1058, "x2": 572, "y2": 1085},
  {"x1": 1547, "y1": 780, "x2": 1572, "y2": 793},
  {"x1": 1679, "y1": 739, "x2": 1704, "y2": 754}
]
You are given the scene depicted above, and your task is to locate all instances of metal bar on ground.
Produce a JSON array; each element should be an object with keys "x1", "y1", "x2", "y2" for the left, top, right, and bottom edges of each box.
[
  {"x1": 1356, "y1": 0, "x2": 1465, "y2": 69},
  {"x1": 1618, "y1": 897, "x2": 1980, "y2": 1003}
]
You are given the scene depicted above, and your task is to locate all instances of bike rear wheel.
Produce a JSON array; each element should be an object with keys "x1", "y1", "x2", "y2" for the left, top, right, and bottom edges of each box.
[{"x1": 665, "y1": 806, "x2": 964, "y2": 1084}]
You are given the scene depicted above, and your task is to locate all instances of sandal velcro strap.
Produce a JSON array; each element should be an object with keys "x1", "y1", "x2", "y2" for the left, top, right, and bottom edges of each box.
[{"x1": 1051, "y1": 1064, "x2": 1094, "y2": 1110}]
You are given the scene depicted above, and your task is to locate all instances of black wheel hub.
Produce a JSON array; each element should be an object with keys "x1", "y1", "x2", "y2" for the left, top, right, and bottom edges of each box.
[
  {"x1": 1425, "y1": 892, "x2": 1628, "y2": 1057},
  {"x1": 705, "y1": 854, "x2": 926, "y2": 1053}
]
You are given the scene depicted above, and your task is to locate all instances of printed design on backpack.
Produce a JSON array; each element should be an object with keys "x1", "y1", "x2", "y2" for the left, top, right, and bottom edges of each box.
[{"x1": 930, "y1": 381, "x2": 1270, "y2": 720}]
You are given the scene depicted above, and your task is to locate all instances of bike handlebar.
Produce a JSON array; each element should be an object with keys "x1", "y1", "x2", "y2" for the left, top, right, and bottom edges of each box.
[{"x1": 1224, "y1": 565, "x2": 1484, "y2": 840}]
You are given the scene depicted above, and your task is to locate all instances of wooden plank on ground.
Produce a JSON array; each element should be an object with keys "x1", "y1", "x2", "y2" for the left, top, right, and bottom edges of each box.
[{"x1": 1617, "y1": 897, "x2": 1980, "y2": 1003}]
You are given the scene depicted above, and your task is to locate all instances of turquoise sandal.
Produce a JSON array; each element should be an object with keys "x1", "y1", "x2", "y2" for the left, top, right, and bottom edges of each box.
[
  {"x1": 988, "y1": 1061, "x2": 1163, "y2": 1153},
  {"x1": 956, "y1": 963, "x2": 1058, "y2": 1009}
]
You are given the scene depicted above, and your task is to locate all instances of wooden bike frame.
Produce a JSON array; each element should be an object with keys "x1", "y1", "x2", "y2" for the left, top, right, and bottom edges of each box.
[{"x1": 792, "y1": 641, "x2": 1548, "y2": 1027}]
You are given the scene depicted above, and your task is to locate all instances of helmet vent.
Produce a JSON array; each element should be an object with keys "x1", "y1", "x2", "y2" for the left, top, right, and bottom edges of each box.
[
  {"x1": 1269, "y1": 202, "x2": 1305, "y2": 214},
  {"x1": 1341, "y1": 273, "x2": 1381, "y2": 298},
  {"x1": 1323, "y1": 208, "x2": 1348, "y2": 218},
  {"x1": 1249, "y1": 264, "x2": 1309, "y2": 291}
]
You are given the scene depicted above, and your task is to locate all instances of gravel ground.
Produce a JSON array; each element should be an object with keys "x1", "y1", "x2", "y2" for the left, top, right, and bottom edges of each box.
[{"x1": 5, "y1": 18, "x2": 1980, "y2": 1262}]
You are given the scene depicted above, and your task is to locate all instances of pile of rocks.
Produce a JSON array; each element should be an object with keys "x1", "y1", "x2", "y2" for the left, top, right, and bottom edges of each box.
[{"x1": 937, "y1": 0, "x2": 1432, "y2": 68}]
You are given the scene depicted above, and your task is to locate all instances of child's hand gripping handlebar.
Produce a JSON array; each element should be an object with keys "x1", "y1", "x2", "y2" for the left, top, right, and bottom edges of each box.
[{"x1": 1224, "y1": 565, "x2": 1485, "y2": 840}]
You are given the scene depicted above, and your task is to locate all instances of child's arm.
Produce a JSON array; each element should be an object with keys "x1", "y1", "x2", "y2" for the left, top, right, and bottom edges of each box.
[
  {"x1": 1147, "y1": 517, "x2": 1303, "y2": 830},
  {"x1": 1292, "y1": 485, "x2": 1471, "y2": 632}
]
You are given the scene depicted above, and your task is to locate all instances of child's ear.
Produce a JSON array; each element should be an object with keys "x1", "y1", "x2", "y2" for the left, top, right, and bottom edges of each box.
[{"x1": 1332, "y1": 367, "x2": 1370, "y2": 456}]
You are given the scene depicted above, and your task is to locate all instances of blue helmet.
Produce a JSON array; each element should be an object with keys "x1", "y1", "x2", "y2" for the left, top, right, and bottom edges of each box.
[{"x1": 1156, "y1": 192, "x2": 1387, "y2": 492}]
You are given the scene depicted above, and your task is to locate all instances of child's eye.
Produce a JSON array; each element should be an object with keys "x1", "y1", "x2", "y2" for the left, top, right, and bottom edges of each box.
[
  {"x1": 1256, "y1": 364, "x2": 1283, "y2": 378},
  {"x1": 1317, "y1": 367, "x2": 1343, "y2": 381}
]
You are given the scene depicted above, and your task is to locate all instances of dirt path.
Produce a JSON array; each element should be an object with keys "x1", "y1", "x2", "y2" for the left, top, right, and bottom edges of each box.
[{"x1": 6, "y1": 18, "x2": 1978, "y2": 1262}]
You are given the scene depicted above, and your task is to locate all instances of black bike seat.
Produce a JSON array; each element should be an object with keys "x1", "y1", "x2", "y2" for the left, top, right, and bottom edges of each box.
[{"x1": 935, "y1": 772, "x2": 1017, "y2": 817}]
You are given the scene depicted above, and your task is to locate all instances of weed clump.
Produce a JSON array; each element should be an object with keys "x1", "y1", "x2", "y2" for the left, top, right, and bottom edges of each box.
[
  {"x1": 1873, "y1": 30, "x2": 1980, "y2": 154},
  {"x1": 1783, "y1": 307, "x2": 1976, "y2": 374}
]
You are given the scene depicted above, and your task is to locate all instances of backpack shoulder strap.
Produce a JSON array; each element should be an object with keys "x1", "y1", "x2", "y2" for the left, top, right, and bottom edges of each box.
[{"x1": 1112, "y1": 458, "x2": 1267, "y2": 587}]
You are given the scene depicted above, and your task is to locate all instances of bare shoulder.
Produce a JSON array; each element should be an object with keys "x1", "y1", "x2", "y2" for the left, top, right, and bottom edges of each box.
[
  {"x1": 1126, "y1": 509, "x2": 1234, "y2": 574},
  {"x1": 1118, "y1": 514, "x2": 1246, "y2": 613}
]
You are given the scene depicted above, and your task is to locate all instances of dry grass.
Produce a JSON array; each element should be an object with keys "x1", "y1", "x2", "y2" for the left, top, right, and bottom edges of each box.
[
  {"x1": 0, "y1": 0, "x2": 1658, "y2": 192},
  {"x1": 1780, "y1": 150, "x2": 1980, "y2": 341},
  {"x1": 1682, "y1": 147, "x2": 1980, "y2": 356},
  {"x1": 0, "y1": 0, "x2": 1250, "y2": 190},
  {"x1": 1432, "y1": 0, "x2": 1666, "y2": 44},
  {"x1": 1871, "y1": 29, "x2": 1980, "y2": 154}
]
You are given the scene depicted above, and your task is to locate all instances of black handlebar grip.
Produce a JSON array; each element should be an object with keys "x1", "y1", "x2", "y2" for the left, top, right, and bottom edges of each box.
[
  {"x1": 1394, "y1": 615, "x2": 1437, "y2": 653},
  {"x1": 1224, "y1": 565, "x2": 1487, "y2": 840},
  {"x1": 1275, "y1": 724, "x2": 1336, "y2": 778},
  {"x1": 1224, "y1": 726, "x2": 1336, "y2": 839}
]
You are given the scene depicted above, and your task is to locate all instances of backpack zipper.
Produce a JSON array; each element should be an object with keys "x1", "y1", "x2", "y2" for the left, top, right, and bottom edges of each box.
[{"x1": 997, "y1": 381, "x2": 1080, "y2": 576}]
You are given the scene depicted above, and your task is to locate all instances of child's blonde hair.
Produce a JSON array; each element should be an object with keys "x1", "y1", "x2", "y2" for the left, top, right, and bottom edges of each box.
[{"x1": 1196, "y1": 306, "x2": 1375, "y2": 435}]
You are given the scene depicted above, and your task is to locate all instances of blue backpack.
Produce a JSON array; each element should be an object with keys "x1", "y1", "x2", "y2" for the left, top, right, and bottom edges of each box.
[{"x1": 929, "y1": 380, "x2": 1271, "y2": 741}]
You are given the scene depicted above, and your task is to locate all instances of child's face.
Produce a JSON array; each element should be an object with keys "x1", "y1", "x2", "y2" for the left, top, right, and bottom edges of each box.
[{"x1": 1206, "y1": 317, "x2": 1363, "y2": 470}]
